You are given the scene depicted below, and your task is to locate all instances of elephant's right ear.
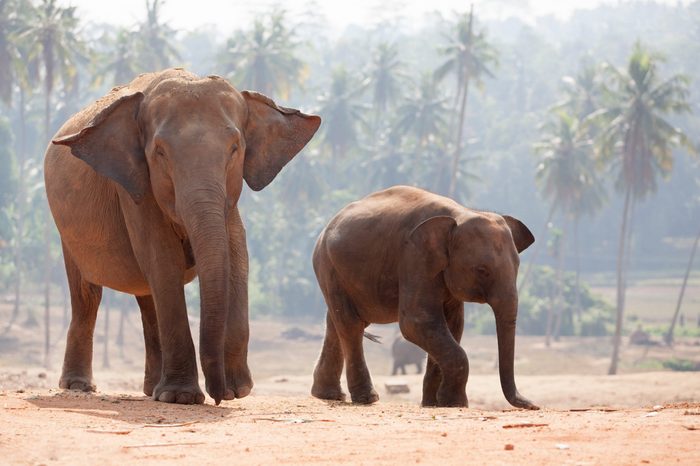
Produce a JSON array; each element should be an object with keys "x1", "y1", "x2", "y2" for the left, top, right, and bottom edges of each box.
[
  {"x1": 502, "y1": 215, "x2": 535, "y2": 253},
  {"x1": 407, "y1": 216, "x2": 457, "y2": 274},
  {"x1": 52, "y1": 92, "x2": 148, "y2": 204},
  {"x1": 241, "y1": 90, "x2": 321, "y2": 191}
]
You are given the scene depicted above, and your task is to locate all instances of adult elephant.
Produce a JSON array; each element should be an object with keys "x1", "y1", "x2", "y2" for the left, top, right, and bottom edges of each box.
[
  {"x1": 311, "y1": 186, "x2": 537, "y2": 409},
  {"x1": 45, "y1": 68, "x2": 321, "y2": 405}
]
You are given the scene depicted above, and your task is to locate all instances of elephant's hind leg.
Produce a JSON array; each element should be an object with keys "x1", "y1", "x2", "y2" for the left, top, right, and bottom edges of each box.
[
  {"x1": 312, "y1": 312, "x2": 346, "y2": 401},
  {"x1": 135, "y1": 295, "x2": 162, "y2": 396},
  {"x1": 327, "y1": 290, "x2": 378, "y2": 404},
  {"x1": 59, "y1": 243, "x2": 102, "y2": 392}
]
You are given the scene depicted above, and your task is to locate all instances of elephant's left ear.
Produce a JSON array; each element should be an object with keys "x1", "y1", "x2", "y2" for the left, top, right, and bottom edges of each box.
[
  {"x1": 502, "y1": 215, "x2": 535, "y2": 253},
  {"x1": 241, "y1": 90, "x2": 321, "y2": 191}
]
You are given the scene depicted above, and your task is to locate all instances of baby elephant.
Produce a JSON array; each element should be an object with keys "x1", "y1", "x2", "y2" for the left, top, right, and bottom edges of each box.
[
  {"x1": 391, "y1": 335, "x2": 425, "y2": 375},
  {"x1": 311, "y1": 186, "x2": 538, "y2": 409}
]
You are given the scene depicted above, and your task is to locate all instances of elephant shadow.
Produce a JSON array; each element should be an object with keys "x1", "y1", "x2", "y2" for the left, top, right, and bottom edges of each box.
[{"x1": 26, "y1": 391, "x2": 238, "y2": 425}]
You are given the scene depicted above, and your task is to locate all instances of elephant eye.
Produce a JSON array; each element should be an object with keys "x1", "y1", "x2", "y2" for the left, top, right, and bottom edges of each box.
[
  {"x1": 476, "y1": 265, "x2": 490, "y2": 278},
  {"x1": 155, "y1": 146, "x2": 166, "y2": 157},
  {"x1": 230, "y1": 144, "x2": 239, "y2": 155}
]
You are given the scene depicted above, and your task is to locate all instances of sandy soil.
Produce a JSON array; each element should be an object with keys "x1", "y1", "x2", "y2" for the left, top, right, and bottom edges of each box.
[
  {"x1": 2, "y1": 310, "x2": 700, "y2": 464},
  {"x1": 1, "y1": 370, "x2": 699, "y2": 465}
]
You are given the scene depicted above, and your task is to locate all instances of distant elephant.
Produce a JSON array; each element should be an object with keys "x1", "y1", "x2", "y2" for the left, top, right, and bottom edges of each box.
[
  {"x1": 45, "y1": 68, "x2": 321, "y2": 405},
  {"x1": 311, "y1": 186, "x2": 538, "y2": 409},
  {"x1": 391, "y1": 335, "x2": 425, "y2": 375}
]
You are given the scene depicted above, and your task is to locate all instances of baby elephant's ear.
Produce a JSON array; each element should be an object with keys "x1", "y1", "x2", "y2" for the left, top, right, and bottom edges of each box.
[
  {"x1": 502, "y1": 215, "x2": 535, "y2": 253},
  {"x1": 52, "y1": 92, "x2": 148, "y2": 204},
  {"x1": 408, "y1": 216, "x2": 457, "y2": 274},
  {"x1": 241, "y1": 90, "x2": 321, "y2": 191}
]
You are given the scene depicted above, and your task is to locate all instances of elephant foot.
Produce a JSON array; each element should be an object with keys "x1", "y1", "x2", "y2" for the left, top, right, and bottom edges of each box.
[
  {"x1": 350, "y1": 387, "x2": 379, "y2": 405},
  {"x1": 224, "y1": 366, "x2": 254, "y2": 400},
  {"x1": 153, "y1": 380, "x2": 205, "y2": 405},
  {"x1": 143, "y1": 373, "x2": 160, "y2": 397},
  {"x1": 435, "y1": 389, "x2": 468, "y2": 408},
  {"x1": 59, "y1": 374, "x2": 96, "y2": 392},
  {"x1": 311, "y1": 381, "x2": 347, "y2": 402},
  {"x1": 143, "y1": 357, "x2": 162, "y2": 397}
]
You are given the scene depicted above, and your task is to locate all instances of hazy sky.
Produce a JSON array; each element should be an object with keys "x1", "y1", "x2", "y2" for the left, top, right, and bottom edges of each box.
[{"x1": 67, "y1": 0, "x2": 688, "y2": 32}]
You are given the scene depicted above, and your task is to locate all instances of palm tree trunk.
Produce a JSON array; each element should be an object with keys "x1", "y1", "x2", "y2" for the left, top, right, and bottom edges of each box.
[
  {"x1": 664, "y1": 226, "x2": 700, "y2": 345},
  {"x1": 609, "y1": 186, "x2": 633, "y2": 375},
  {"x1": 5, "y1": 89, "x2": 27, "y2": 335},
  {"x1": 552, "y1": 226, "x2": 566, "y2": 341},
  {"x1": 448, "y1": 77, "x2": 471, "y2": 198},
  {"x1": 573, "y1": 216, "x2": 581, "y2": 322},
  {"x1": 518, "y1": 202, "x2": 557, "y2": 293}
]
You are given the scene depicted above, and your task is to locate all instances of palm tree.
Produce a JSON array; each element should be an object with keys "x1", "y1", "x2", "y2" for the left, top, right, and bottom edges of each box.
[
  {"x1": 530, "y1": 110, "x2": 605, "y2": 343},
  {"x1": 318, "y1": 67, "x2": 366, "y2": 158},
  {"x1": 556, "y1": 64, "x2": 602, "y2": 120},
  {"x1": 394, "y1": 73, "x2": 448, "y2": 148},
  {"x1": 392, "y1": 73, "x2": 450, "y2": 186},
  {"x1": 364, "y1": 42, "x2": 404, "y2": 129},
  {"x1": 101, "y1": 28, "x2": 140, "y2": 86},
  {"x1": 0, "y1": 0, "x2": 37, "y2": 335},
  {"x1": 20, "y1": 0, "x2": 86, "y2": 368},
  {"x1": 434, "y1": 5, "x2": 497, "y2": 197},
  {"x1": 595, "y1": 42, "x2": 695, "y2": 375},
  {"x1": 137, "y1": 0, "x2": 180, "y2": 71},
  {"x1": 220, "y1": 11, "x2": 302, "y2": 98}
]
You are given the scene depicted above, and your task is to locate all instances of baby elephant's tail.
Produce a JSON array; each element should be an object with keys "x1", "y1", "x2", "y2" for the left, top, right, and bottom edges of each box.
[{"x1": 363, "y1": 332, "x2": 382, "y2": 344}]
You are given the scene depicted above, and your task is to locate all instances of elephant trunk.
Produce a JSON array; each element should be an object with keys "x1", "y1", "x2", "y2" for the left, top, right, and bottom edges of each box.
[
  {"x1": 179, "y1": 184, "x2": 229, "y2": 405},
  {"x1": 493, "y1": 294, "x2": 539, "y2": 410}
]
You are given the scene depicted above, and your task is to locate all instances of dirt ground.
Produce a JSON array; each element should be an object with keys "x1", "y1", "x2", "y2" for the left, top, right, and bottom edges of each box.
[
  {"x1": 1, "y1": 383, "x2": 699, "y2": 465},
  {"x1": 2, "y1": 308, "x2": 700, "y2": 464}
]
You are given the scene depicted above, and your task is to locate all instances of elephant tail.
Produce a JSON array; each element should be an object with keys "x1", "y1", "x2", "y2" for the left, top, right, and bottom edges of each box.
[{"x1": 363, "y1": 332, "x2": 382, "y2": 344}]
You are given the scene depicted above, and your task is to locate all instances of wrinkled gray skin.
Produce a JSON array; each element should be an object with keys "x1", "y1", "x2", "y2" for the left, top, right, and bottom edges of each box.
[
  {"x1": 311, "y1": 186, "x2": 538, "y2": 409},
  {"x1": 45, "y1": 68, "x2": 321, "y2": 405},
  {"x1": 391, "y1": 335, "x2": 425, "y2": 375}
]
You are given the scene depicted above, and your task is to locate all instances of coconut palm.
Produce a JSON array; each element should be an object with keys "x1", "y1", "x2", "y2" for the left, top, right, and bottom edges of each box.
[
  {"x1": 0, "y1": 0, "x2": 37, "y2": 335},
  {"x1": 221, "y1": 10, "x2": 302, "y2": 98},
  {"x1": 102, "y1": 28, "x2": 140, "y2": 86},
  {"x1": 137, "y1": 0, "x2": 180, "y2": 71},
  {"x1": 19, "y1": 0, "x2": 86, "y2": 367},
  {"x1": 364, "y1": 42, "x2": 404, "y2": 128},
  {"x1": 529, "y1": 110, "x2": 605, "y2": 342},
  {"x1": 434, "y1": 5, "x2": 497, "y2": 197},
  {"x1": 318, "y1": 67, "x2": 366, "y2": 158},
  {"x1": 595, "y1": 42, "x2": 695, "y2": 375}
]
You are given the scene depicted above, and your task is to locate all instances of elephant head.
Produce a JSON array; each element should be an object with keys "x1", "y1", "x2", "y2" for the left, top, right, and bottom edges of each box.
[
  {"x1": 408, "y1": 212, "x2": 537, "y2": 409},
  {"x1": 52, "y1": 70, "x2": 321, "y2": 403}
]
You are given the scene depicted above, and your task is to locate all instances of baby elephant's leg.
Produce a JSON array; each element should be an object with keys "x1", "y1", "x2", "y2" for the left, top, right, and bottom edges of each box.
[
  {"x1": 328, "y1": 292, "x2": 378, "y2": 404},
  {"x1": 312, "y1": 313, "x2": 346, "y2": 401},
  {"x1": 401, "y1": 304, "x2": 468, "y2": 408}
]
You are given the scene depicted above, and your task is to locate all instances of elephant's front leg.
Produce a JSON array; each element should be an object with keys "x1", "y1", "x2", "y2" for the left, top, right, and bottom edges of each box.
[
  {"x1": 223, "y1": 208, "x2": 253, "y2": 400},
  {"x1": 400, "y1": 298, "x2": 468, "y2": 408},
  {"x1": 420, "y1": 301, "x2": 465, "y2": 406},
  {"x1": 121, "y1": 198, "x2": 203, "y2": 404}
]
